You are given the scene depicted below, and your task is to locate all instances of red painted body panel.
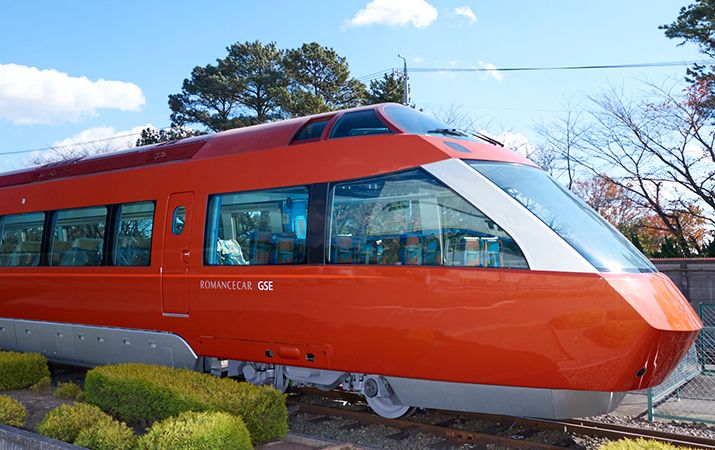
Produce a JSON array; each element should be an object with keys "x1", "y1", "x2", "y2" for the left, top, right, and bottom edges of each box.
[{"x1": 0, "y1": 107, "x2": 701, "y2": 393}]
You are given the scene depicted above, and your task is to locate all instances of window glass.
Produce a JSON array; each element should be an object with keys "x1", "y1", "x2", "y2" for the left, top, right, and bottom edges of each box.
[
  {"x1": 328, "y1": 170, "x2": 528, "y2": 268},
  {"x1": 468, "y1": 161, "x2": 656, "y2": 273},
  {"x1": 51, "y1": 206, "x2": 107, "y2": 266},
  {"x1": 293, "y1": 119, "x2": 330, "y2": 142},
  {"x1": 114, "y1": 202, "x2": 154, "y2": 266},
  {"x1": 383, "y1": 104, "x2": 480, "y2": 141},
  {"x1": 206, "y1": 186, "x2": 309, "y2": 265},
  {"x1": 172, "y1": 206, "x2": 186, "y2": 235},
  {"x1": 329, "y1": 110, "x2": 392, "y2": 139},
  {"x1": 0, "y1": 212, "x2": 45, "y2": 267}
]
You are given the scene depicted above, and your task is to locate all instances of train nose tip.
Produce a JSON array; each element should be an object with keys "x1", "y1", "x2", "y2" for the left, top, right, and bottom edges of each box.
[
  {"x1": 605, "y1": 272, "x2": 702, "y2": 333},
  {"x1": 604, "y1": 272, "x2": 702, "y2": 388}
]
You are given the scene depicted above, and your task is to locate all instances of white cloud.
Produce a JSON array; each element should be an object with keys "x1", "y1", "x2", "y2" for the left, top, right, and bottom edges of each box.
[
  {"x1": 413, "y1": 56, "x2": 424, "y2": 64},
  {"x1": 343, "y1": 0, "x2": 438, "y2": 29},
  {"x1": 482, "y1": 130, "x2": 536, "y2": 158},
  {"x1": 478, "y1": 61, "x2": 503, "y2": 81},
  {"x1": 454, "y1": 6, "x2": 477, "y2": 24},
  {"x1": 0, "y1": 64, "x2": 145, "y2": 125},
  {"x1": 51, "y1": 124, "x2": 151, "y2": 149},
  {"x1": 27, "y1": 124, "x2": 153, "y2": 166}
]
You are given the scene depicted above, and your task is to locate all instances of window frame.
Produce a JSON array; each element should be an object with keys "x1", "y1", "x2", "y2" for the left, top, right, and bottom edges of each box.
[
  {"x1": 289, "y1": 116, "x2": 335, "y2": 145},
  {"x1": 110, "y1": 200, "x2": 156, "y2": 267},
  {"x1": 204, "y1": 184, "x2": 311, "y2": 267},
  {"x1": 49, "y1": 204, "x2": 111, "y2": 267},
  {"x1": 171, "y1": 205, "x2": 187, "y2": 236},
  {"x1": 325, "y1": 167, "x2": 530, "y2": 270},
  {"x1": 0, "y1": 211, "x2": 47, "y2": 268},
  {"x1": 327, "y1": 109, "x2": 396, "y2": 140},
  {"x1": 0, "y1": 199, "x2": 157, "y2": 268}
]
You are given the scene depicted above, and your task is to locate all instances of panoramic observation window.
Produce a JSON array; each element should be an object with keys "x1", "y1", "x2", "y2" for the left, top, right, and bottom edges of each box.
[
  {"x1": 114, "y1": 201, "x2": 155, "y2": 266},
  {"x1": 206, "y1": 186, "x2": 309, "y2": 265},
  {"x1": 292, "y1": 119, "x2": 331, "y2": 143},
  {"x1": 329, "y1": 110, "x2": 392, "y2": 139},
  {"x1": 468, "y1": 161, "x2": 656, "y2": 273},
  {"x1": 51, "y1": 206, "x2": 108, "y2": 266},
  {"x1": 328, "y1": 169, "x2": 528, "y2": 268},
  {"x1": 172, "y1": 206, "x2": 186, "y2": 235},
  {"x1": 0, "y1": 212, "x2": 45, "y2": 267}
]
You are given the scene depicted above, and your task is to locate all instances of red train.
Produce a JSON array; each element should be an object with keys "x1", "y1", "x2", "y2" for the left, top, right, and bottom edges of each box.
[{"x1": 0, "y1": 104, "x2": 701, "y2": 418}]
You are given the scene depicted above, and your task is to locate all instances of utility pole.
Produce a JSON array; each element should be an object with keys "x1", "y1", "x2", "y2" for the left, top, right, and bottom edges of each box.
[{"x1": 397, "y1": 54, "x2": 409, "y2": 105}]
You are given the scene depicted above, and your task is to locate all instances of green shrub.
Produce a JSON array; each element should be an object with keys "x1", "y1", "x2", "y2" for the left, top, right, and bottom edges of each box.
[
  {"x1": 30, "y1": 376, "x2": 51, "y2": 393},
  {"x1": 139, "y1": 411, "x2": 252, "y2": 450},
  {"x1": 54, "y1": 382, "x2": 83, "y2": 400},
  {"x1": 74, "y1": 419, "x2": 136, "y2": 450},
  {"x1": 0, "y1": 395, "x2": 27, "y2": 427},
  {"x1": 0, "y1": 351, "x2": 50, "y2": 390},
  {"x1": 37, "y1": 403, "x2": 113, "y2": 443},
  {"x1": 85, "y1": 363, "x2": 287, "y2": 445},
  {"x1": 600, "y1": 438, "x2": 696, "y2": 450}
]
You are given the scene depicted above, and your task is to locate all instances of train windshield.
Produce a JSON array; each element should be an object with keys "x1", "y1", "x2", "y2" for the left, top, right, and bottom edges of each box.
[
  {"x1": 383, "y1": 105, "x2": 479, "y2": 141},
  {"x1": 468, "y1": 161, "x2": 656, "y2": 273}
]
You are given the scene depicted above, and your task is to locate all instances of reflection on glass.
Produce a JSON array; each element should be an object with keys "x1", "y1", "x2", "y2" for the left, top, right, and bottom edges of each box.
[
  {"x1": 0, "y1": 212, "x2": 45, "y2": 267},
  {"x1": 206, "y1": 186, "x2": 309, "y2": 265},
  {"x1": 469, "y1": 161, "x2": 656, "y2": 273},
  {"x1": 329, "y1": 169, "x2": 528, "y2": 269}
]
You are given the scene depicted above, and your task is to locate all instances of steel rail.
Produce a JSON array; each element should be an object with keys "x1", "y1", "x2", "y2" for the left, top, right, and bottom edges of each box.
[
  {"x1": 292, "y1": 389, "x2": 715, "y2": 449},
  {"x1": 447, "y1": 412, "x2": 715, "y2": 450},
  {"x1": 288, "y1": 400, "x2": 571, "y2": 449}
]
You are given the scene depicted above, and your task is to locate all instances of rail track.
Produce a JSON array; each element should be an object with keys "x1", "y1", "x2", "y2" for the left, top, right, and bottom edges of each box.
[{"x1": 290, "y1": 389, "x2": 715, "y2": 449}]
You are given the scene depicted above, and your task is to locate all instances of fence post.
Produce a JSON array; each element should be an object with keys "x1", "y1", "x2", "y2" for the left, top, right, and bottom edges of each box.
[{"x1": 647, "y1": 387, "x2": 653, "y2": 422}]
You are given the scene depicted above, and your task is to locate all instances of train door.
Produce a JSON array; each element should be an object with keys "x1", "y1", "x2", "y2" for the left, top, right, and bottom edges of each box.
[{"x1": 161, "y1": 192, "x2": 194, "y2": 316}]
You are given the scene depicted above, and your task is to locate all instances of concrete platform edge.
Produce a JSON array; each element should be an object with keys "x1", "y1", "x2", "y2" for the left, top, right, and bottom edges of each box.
[{"x1": 0, "y1": 424, "x2": 79, "y2": 450}]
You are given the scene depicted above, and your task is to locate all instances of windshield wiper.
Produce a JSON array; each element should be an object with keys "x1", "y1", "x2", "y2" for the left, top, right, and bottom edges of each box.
[
  {"x1": 470, "y1": 131, "x2": 504, "y2": 147},
  {"x1": 427, "y1": 128, "x2": 505, "y2": 147},
  {"x1": 427, "y1": 128, "x2": 469, "y2": 137}
]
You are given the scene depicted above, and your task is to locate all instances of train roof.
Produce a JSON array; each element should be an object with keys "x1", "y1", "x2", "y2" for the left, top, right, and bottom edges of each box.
[{"x1": 0, "y1": 103, "x2": 529, "y2": 189}]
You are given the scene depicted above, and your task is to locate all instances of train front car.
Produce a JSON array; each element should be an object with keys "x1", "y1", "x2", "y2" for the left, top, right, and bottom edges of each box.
[
  {"x1": 356, "y1": 105, "x2": 702, "y2": 419},
  {"x1": 0, "y1": 102, "x2": 701, "y2": 423}
]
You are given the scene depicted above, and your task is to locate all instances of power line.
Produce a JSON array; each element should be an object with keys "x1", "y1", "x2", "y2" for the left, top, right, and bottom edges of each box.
[
  {"x1": 0, "y1": 126, "x2": 173, "y2": 157},
  {"x1": 5, "y1": 59, "x2": 708, "y2": 158},
  {"x1": 354, "y1": 68, "x2": 394, "y2": 81},
  {"x1": 408, "y1": 60, "x2": 711, "y2": 73}
]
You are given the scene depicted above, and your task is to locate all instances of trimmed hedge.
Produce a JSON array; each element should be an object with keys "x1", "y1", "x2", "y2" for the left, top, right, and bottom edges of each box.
[
  {"x1": 74, "y1": 419, "x2": 136, "y2": 450},
  {"x1": 54, "y1": 382, "x2": 83, "y2": 401},
  {"x1": 38, "y1": 403, "x2": 116, "y2": 443},
  {"x1": 30, "y1": 376, "x2": 51, "y2": 393},
  {"x1": 0, "y1": 395, "x2": 27, "y2": 427},
  {"x1": 0, "y1": 351, "x2": 50, "y2": 390},
  {"x1": 139, "y1": 411, "x2": 252, "y2": 450},
  {"x1": 600, "y1": 439, "x2": 696, "y2": 450},
  {"x1": 84, "y1": 363, "x2": 287, "y2": 445},
  {"x1": 38, "y1": 403, "x2": 136, "y2": 449}
]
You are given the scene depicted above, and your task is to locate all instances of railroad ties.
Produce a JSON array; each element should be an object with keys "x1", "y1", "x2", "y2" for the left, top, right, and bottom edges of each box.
[{"x1": 289, "y1": 389, "x2": 715, "y2": 449}]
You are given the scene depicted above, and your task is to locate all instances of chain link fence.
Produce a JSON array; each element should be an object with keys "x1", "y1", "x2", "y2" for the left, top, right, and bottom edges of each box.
[{"x1": 647, "y1": 303, "x2": 715, "y2": 423}]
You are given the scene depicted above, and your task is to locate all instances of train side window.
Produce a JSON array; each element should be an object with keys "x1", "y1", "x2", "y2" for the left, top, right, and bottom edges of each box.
[
  {"x1": 205, "y1": 186, "x2": 308, "y2": 265},
  {"x1": 292, "y1": 119, "x2": 330, "y2": 143},
  {"x1": 50, "y1": 206, "x2": 108, "y2": 266},
  {"x1": 172, "y1": 206, "x2": 186, "y2": 235},
  {"x1": 327, "y1": 170, "x2": 529, "y2": 269},
  {"x1": 0, "y1": 212, "x2": 45, "y2": 267},
  {"x1": 114, "y1": 202, "x2": 155, "y2": 266},
  {"x1": 329, "y1": 110, "x2": 392, "y2": 139}
]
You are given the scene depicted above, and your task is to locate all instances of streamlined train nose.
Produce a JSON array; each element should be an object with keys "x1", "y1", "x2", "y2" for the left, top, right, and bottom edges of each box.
[{"x1": 604, "y1": 272, "x2": 702, "y2": 387}]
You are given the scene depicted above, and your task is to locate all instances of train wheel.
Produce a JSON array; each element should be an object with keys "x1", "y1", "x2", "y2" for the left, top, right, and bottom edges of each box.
[
  {"x1": 273, "y1": 365, "x2": 289, "y2": 393},
  {"x1": 366, "y1": 394, "x2": 416, "y2": 419}
]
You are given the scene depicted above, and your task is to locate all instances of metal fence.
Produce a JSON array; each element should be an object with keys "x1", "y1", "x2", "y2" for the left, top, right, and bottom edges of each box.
[{"x1": 647, "y1": 303, "x2": 715, "y2": 423}]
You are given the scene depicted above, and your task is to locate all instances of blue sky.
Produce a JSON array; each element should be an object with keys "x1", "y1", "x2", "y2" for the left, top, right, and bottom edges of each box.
[{"x1": 0, "y1": 0, "x2": 704, "y2": 172}]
